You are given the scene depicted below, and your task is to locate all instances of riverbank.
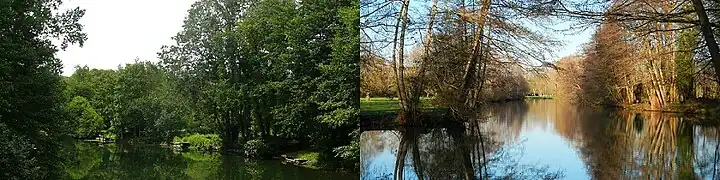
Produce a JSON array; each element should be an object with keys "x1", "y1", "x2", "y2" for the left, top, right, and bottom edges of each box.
[
  {"x1": 612, "y1": 99, "x2": 720, "y2": 118},
  {"x1": 277, "y1": 150, "x2": 320, "y2": 169},
  {"x1": 360, "y1": 97, "x2": 447, "y2": 131},
  {"x1": 65, "y1": 140, "x2": 357, "y2": 179},
  {"x1": 360, "y1": 99, "x2": 531, "y2": 131},
  {"x1": 360, "y1": 97, "x2": 525, "y2": 131},
  {"x1": 360, "y1": 97, "x2": 440, "y2": 115},
  {"x1": 78, "y1": 134, "x2": 354, "y2": 173}
]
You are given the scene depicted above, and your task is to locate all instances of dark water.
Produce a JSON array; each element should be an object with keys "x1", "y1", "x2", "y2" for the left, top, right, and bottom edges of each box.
[
  {"x1": 62, "y1": 141, "x2": 356, "y2": 180},
  {"x1": 361, "y1": 99, "x2": 720, "y2": 180}
]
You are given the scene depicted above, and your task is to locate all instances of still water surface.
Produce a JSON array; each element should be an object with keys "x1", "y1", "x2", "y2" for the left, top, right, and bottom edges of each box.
[
  {"x1": 361, "y1": 99, "x2": 720, "y2": 179},
  {"x1": 63, "y1": 141, "x2": 356, "y2": 179}
]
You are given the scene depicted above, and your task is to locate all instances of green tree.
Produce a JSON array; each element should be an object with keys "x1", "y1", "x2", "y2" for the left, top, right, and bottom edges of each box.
[
  {"x1": 67, "y1": 96, "x2": 104, "y2": 138},
  {"x1": 676, "y1": 29, "x2": 698, "y2": 102},
  {"x1": 323, "y1": 0, "x2": 360, "y2": 168},
  {"x1": 160, "y1": 0, "x2": 251, "y2": 152},
  {"x1": 0, "y1": 0, "x2": 87, "y2": 178},
  {"x1": 161, "y1": 0, "x2": 359, "y2": 165},
  {"x1": 64, "y1": 66, "x2": 119, "y2": 127},
  {"x1": 114, "y1": 61, "x2": 186, "y2": 143}
]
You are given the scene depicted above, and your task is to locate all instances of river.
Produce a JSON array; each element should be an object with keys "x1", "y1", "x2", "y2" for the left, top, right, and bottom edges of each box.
[
  {"x1": 62, "y1": 141, "x2": 357, "y2": 179},
  {"x1": 361, "y1": 99, "x2": 720, "y2": 179}
]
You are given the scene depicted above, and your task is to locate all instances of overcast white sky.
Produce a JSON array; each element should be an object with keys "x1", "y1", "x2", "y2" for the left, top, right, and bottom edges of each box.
[{"x1": 57, "y1": 0, "x2": 198, "y2": 76}]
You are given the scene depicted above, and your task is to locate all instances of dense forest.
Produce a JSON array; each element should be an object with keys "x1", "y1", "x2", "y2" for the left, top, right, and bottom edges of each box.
[{"x1": 1, "y1": 0, "x2": 359, "y2": 179}]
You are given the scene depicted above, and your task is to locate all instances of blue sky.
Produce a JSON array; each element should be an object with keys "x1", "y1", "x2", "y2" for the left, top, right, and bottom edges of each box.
[
  {"x1": 361, "y1": 0, "x2": 594, "y2": 64},
  {"x1": 553, "y1": 23, "x2": 594, "y2": 59}
]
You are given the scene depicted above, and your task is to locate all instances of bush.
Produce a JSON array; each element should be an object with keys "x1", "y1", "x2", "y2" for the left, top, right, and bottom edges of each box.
[
  {"x1": 333, "y1": 140, "x2": 359, "y2": 168},
  {"x1": 0, "y1": 124, "x2": 40, "y2": 179},
  {"x1": 243, "y1": 139, "x2": 269, "y2": 157},
  {"x1": 173, "y1": 133, "x2": 220, "y2": 151},
  {"x1": 100, "y1": 130, "x2": 117, "y2": 140},
  {"x1": 67, "y1": 96, "x2": 104, "y2": 138}
]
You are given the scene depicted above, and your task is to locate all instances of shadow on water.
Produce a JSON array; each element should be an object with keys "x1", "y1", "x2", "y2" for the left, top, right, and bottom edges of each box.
[
  {"x1": 361, "y1": 99, "x2": 720, "y2": 180},
  {"x1": 61, "y1": 141, "x2": 357, "y2": 179}
]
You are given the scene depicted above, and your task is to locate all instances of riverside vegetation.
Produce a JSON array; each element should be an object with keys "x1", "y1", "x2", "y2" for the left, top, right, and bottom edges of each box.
[
  {"x1": 1, "y1": 0, "x2": 359, "y2": 179},
  {"x1": 361, "y1": 0, "x2": 720, "y2": 179}
]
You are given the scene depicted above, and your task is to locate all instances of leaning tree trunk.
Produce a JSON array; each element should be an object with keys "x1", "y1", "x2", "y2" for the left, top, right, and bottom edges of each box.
[
  {"x1": 458, "y1": 0, "x2": 492, "y2": 109},
  {"x1": 691, "y1": 0, "x2": 720, "y2": 83},
  {"x1": 452, "y1": 1, "x2": 493, "y2": 179},
  {"x1": 408, "y1": 0, "x2": 439, "y2": 125},
  {"x1": 396, "y1": 1, "x2": 440, "y2": 179}
]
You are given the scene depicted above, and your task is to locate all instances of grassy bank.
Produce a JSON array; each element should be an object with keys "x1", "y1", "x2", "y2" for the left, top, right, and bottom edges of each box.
[
  {"x1": 360, "y1": 97, "x2": 450, "y2": 131},
  {"x1": 282, "y1": 150, "x2": 321, "y2": 169},
  {"x1": 170, "y1": 134, "x2": 332, "y2": 170},
  {"x1": 360, "y1": 97, "x2": 442, "y2": 115}
]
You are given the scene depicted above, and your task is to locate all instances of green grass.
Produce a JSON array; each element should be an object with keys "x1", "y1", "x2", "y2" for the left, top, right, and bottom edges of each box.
[
  {"x1": 360, "y1": 98, "x2": 401, "y2": 111},
  {"x1": 360, "y1": 97, "x2": 441, "y2": 115},
  {"x1": 285, "y1": 150, "x2": 320, "y2": 169}
]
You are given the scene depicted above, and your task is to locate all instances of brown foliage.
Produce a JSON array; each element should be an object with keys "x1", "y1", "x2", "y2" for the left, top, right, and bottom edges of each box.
[{"x1": 360, "y1": 54, "x2": 397, "y2": 98}]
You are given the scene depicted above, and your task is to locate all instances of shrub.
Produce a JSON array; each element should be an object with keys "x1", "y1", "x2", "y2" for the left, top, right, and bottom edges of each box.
[
  {"x1": 173, "y1": 133, "x2": 220, "y2": 151},
  {"x1": 243, "y1": 139, "x2": 268, "y2": 157}
]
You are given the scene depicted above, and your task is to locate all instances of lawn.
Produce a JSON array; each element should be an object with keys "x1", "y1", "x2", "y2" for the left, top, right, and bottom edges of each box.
[{"x1": 360, "y1": 97, "x2": 440, "y2": 115}]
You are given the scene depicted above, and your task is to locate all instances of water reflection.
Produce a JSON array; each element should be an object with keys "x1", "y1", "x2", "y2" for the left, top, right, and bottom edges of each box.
[
  {"x1": 62, "y1": 141, "x2": 356, "y2": 179},
  {"x1": 361, "y1": 99, "x2": 720, "y2": 179}
]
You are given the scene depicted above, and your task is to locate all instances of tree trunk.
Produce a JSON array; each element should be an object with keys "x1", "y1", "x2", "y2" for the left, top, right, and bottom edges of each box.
[
  {"x1": 393, "y1": 0, "x2": 411, "y2": 113},
  {"x1": 691, "y1": 0, "x2": 720, "y2": 83},
  {"x1": 406, "y1": 0, "x2": 439, "y2": 127},
  {"x1": 244, "y1": 103, "x2": 252, "y2": 141},
  {"x1": 222, "y1": 124, "x2": 239, "y2": 153},
  {"x1": 459, "y1": 0, "x2": 492, "y2": 108}
]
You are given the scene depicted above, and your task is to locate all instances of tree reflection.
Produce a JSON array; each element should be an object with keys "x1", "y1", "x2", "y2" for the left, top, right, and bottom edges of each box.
[
  {"x1": 62, "y1": 141, "x2": 356, "y2": 179},
  {"x1": 577, "y1": 111, "x2": 720, "y2": 179},
  {"x1": 393, "y1": 127, "x2": 425, "y2": 180},
  {"x1": 388, "y1": 102, "x2": 564, "y2": 180},
  {"x1": 62, "y1": 142, "x2": 190, "y2": 179},
  {"x1": 363, "y1": 100, "x2": 720, "y2": 179}
]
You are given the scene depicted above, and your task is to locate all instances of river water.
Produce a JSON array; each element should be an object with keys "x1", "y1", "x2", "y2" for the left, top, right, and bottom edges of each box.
[
  {"x1": 361, "y1": 99, "x2": 720, "y2": 179},
  {"x1": 62, "y1": 141, "x2": 357, "y2": 179}
]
